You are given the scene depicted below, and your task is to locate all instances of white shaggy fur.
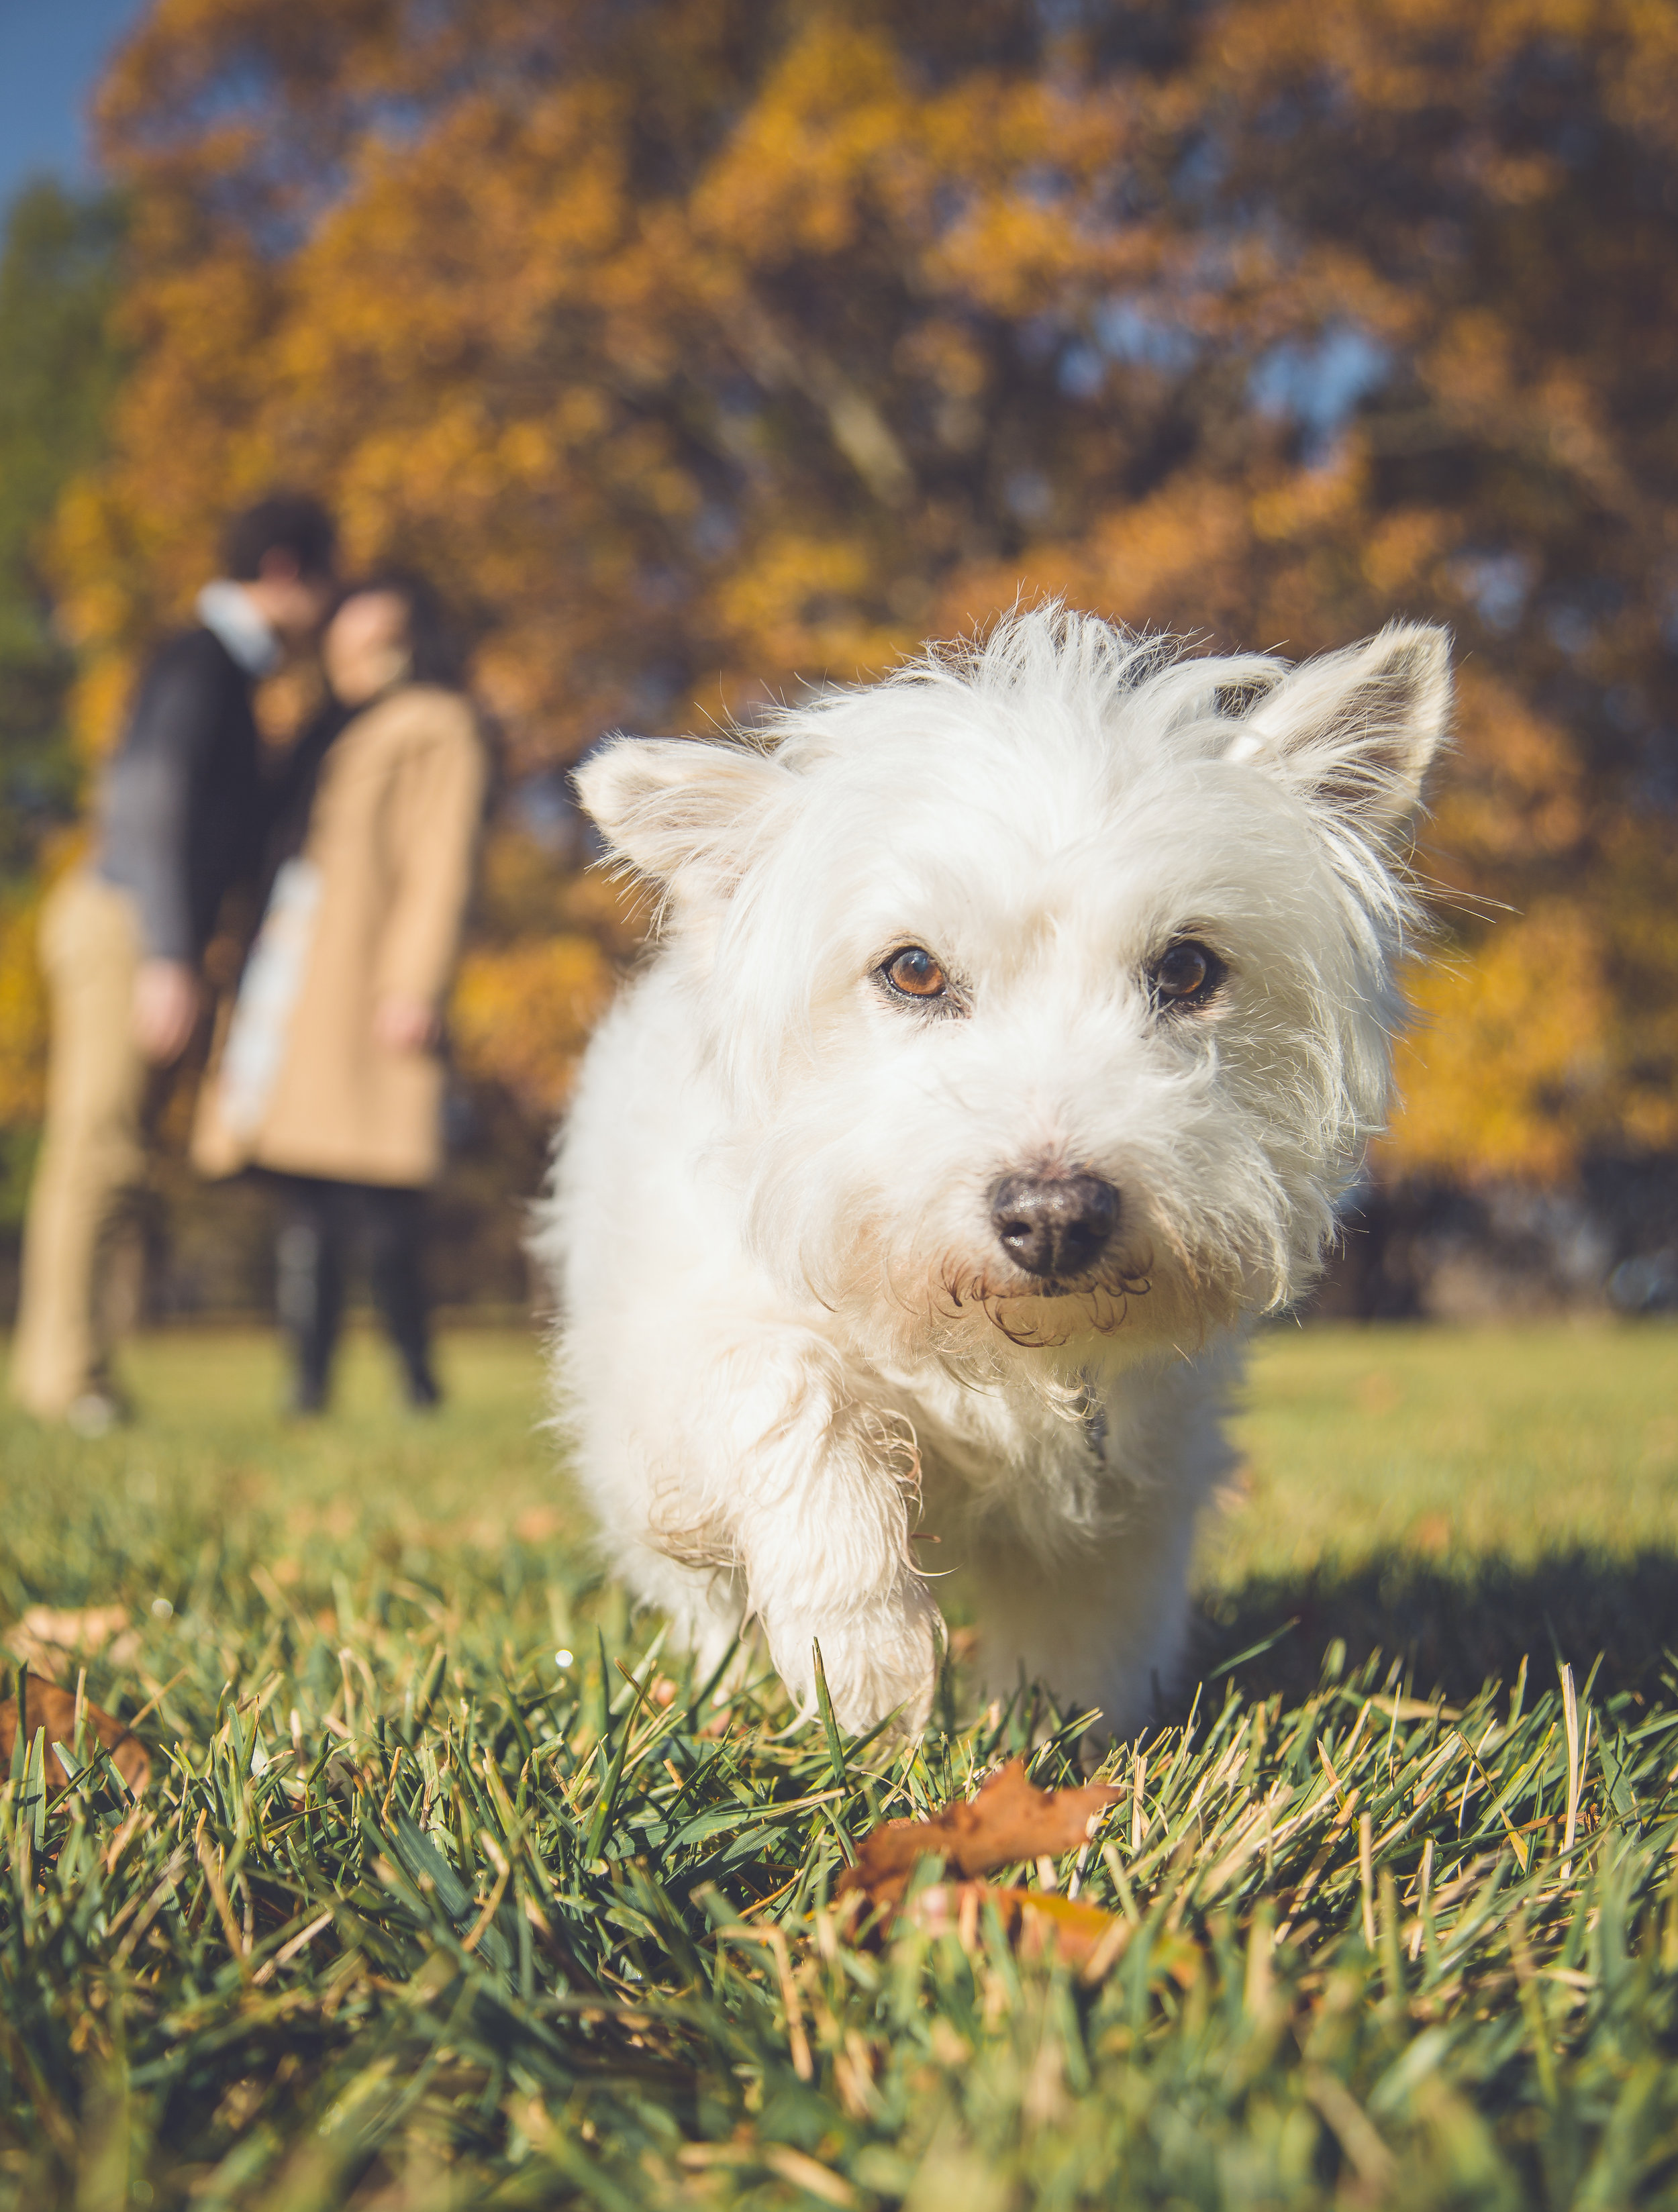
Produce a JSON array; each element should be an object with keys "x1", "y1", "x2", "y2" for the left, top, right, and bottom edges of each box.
[{"x1": 534, "y1": 607, "x2": 1450, "y2": 1736}]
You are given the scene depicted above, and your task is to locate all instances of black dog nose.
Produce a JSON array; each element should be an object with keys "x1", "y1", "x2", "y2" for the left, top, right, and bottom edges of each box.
[{"x1": 989, "y1": 1173, "x2": 1120, "y2": 1280}]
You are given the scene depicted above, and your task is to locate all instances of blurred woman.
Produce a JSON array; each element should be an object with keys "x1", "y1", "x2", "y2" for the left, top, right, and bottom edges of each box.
[{"x1": 194, "y1": 572, "x2": 487, "y2": 1411}]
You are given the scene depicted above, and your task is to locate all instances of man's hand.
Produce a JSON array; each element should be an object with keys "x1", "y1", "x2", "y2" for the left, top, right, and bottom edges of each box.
[
  {"x1": 132, "y1": 959, "x2": 199, "y2": 1064},
  {"x1": 372, "y1": 992, "x2": 440, "y2": 1053}
]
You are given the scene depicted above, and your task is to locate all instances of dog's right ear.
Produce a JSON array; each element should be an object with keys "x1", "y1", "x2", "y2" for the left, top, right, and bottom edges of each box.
[
  {"x1": 573, "y1": 736, "x2": 788, "y2": 903},
  {"x1": 1223, "y1": 622, "x2": 1450, "y2": 845}
]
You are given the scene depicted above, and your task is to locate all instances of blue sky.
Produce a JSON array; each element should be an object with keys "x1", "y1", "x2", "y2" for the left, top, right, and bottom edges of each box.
[{"x1": 0, "y1": 0, "x2": 150, "y2": 214}]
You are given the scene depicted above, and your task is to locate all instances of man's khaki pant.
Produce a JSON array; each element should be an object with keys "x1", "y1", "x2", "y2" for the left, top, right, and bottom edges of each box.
[{"x1": 10, "y1": 872, "x2": 148, "y2": 1419}]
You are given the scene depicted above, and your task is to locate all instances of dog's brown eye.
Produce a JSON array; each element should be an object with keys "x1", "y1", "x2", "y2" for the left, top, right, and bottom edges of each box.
[
  {"x1": 881, "y1": 946, "x2": 948, "y2": 1001},
  {"x1": 1150, "y1": 940, "x2": 1225, "y2": 1009}
]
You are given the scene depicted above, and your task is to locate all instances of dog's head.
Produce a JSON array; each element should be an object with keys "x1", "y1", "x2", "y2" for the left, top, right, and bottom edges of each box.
[{"x1": 578, "y1": 607, "x2": 1449, "y2": 1374}]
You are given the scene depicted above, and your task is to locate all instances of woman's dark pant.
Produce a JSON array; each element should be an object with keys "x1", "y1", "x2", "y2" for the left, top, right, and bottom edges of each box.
[{"x1": 271, "y1": 1176, "x2": 438, "y2": 1411}]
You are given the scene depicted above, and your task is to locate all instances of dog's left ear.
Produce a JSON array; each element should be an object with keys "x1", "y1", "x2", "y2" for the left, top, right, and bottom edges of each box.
[
  {"x1": 1225, "y1": 621, "x2": 1450, "y2": 838},
  {"x1": 574, "y1": 735, "x2": 788, "y2": 903}
]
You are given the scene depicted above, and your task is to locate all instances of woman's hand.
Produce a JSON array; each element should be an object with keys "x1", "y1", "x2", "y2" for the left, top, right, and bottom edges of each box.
[{"x1": 373, "y1": 991, "x2": 440, "y2": 1053}]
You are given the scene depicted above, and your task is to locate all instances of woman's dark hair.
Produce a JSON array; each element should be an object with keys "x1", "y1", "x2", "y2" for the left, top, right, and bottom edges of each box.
[
  {"x1": 267, "y1": 569, "x2": 482, "y2": 872},
  {"x1": 339, "y1": 567, "x2": 468, "y2": 691}
]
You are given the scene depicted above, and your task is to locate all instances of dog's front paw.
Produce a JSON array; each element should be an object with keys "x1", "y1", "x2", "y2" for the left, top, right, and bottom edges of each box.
[{"x1": 770, "y1": 1582, "x2": 942, "y2": 1736}]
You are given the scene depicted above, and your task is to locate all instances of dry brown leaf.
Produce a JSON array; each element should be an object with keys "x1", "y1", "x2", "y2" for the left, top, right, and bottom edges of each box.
[
  {"x1": 909, "y1": 1878, "x2": 1130, "y2": 1972},
  {"x1": 837, "y1": 1758, "x2": 1122, "y2": 1915},
  {"x1": 905, "y1": 1879, "x2": 1203, "y2": 1985},
  {"x1": 0, "y1": 1672, "x2": 152, "y2": 1794},
  {"x1": 5, "y1": 1603, "x2": 144, "y2": 1680},
  {"x1": 834, "y1": 1760, "x2": 1136, "y2": 1974}
]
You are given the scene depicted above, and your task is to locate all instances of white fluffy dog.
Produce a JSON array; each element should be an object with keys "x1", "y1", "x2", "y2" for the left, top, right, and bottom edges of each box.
[{"x1": 536, "y1": 607, "x2": 1449, "y2": 1737}]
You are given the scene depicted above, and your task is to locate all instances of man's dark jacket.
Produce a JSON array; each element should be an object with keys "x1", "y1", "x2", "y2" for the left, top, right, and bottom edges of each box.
[{"x1": 96, "y1": 627, "x2": 265, "y2": 966}]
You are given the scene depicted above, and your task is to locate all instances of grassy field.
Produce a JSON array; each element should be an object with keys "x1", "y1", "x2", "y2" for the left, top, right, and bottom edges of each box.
[{"x1": 2, "y1": 1319, "x2": 1677, "y2": 2209}]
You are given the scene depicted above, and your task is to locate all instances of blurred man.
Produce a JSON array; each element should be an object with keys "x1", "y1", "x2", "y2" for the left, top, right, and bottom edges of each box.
[{"x1": 10, "y1": 493, "x2": 337, "y2": 1431}]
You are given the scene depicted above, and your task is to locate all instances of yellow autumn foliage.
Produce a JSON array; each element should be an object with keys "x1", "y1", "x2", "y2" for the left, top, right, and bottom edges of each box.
[
  {"x1": 450, "y1": 936, "x2": 615, "y2": 1121},
  {"x1": 3, "y1": 0, "x2": 1669, "y2": 1195},
  {"x1": 1384, "y1": 915, "x2": 1610, "y2": 1185},
  {"x1": 0, "y1": 891, "x2": 49, "y2": 1128}
]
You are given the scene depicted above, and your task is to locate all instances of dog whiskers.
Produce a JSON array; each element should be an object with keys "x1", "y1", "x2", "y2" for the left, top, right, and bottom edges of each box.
[{"x1": 928, "y1": 1253, "x2": 1153, "y2": 1348}]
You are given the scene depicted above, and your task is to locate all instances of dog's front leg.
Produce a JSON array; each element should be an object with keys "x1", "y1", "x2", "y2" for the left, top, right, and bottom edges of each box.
[
  {"x1": 965, "y1": 1487, "x2": 1203, "y2": 1742},
  {"x1": 684, "y1": 1333, "x2": 940, "y2": 1734}
]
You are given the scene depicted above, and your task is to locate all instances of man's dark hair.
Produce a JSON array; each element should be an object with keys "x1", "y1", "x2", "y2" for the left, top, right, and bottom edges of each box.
[{"x1": 221, "y1": 493, "x2": 337, "y2": 583}]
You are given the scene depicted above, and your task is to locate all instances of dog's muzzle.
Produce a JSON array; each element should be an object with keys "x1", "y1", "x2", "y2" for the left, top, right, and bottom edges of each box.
[{"x1": 989, "y1": 1172, "x2": 1120, "y2": 1281}]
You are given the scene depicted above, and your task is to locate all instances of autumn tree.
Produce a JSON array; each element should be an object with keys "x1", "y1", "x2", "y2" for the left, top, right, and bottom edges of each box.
[
  {"x1": 0, "y1": 180, "x2": 125, "y2": 886},
  {"x1": 40, "y1": 0, "x2": 1678, "y2": 1208},
  {"x1": 0, "y1": 180, "x2": 126, "y2": 1231}
]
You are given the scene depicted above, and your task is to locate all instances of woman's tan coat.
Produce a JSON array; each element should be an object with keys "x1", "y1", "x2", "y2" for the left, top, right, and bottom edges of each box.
[{"x1": 194, "y1": 684, "x2": 487, "y2": 1188}]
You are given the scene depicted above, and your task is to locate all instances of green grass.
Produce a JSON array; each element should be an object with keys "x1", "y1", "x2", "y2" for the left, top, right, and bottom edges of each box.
[
  {"x1": 3, "y1": 1321, "x2": 1677, "y2": 2209},
  {"x1": 1221, "y1": 1321, "x2": 1678, "y2": 1576}
]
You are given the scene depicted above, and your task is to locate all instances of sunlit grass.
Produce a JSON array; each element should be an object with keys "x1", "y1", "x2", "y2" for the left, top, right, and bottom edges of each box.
[
  {"x1": 2, "y1": 1321, "x2": 1676, "y2": 2209},
  {"x1": 23, "y1": 1316, "x2": 1674, "y2": 1588},
  {"x1": 1219, "y1": 1319, "x2": 1678, "y2": 1579}
]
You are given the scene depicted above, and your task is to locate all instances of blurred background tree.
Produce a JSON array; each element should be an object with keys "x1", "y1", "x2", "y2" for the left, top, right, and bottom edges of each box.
[
  {"x1": 0, "y1": 179, "x2": 126, "y2": 1233},
  {"x1": 5, "y1": 0, "x2": 1677, "y2": 1313}
]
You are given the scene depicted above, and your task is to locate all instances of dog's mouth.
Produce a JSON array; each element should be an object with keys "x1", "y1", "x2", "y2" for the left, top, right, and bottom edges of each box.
[{"x1": 935, "y1": 1254, "x2": 1155, "y2": 1347}]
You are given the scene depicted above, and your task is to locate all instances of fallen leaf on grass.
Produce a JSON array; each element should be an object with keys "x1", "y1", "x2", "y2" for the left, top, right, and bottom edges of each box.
[
  {"x1": 839, "y1": 1758, "x2": 1123, "y2": 1909},
  {"x1": 4, "y1": 1604, "x2": 142, "y2": 1679},
  {"x1": 910, "y1": 1881, "x2": 1204, "y2": 1984},
  {"x1": 1, "y1": 1672, "x2": 152, "y2": 1793},
  {"x1": 837, "y1": 1759, "x2": 1130, "y2": 1973},
  {"x1": 910, "y1": 1879, "x2": 1132, "y2": 1972}
]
